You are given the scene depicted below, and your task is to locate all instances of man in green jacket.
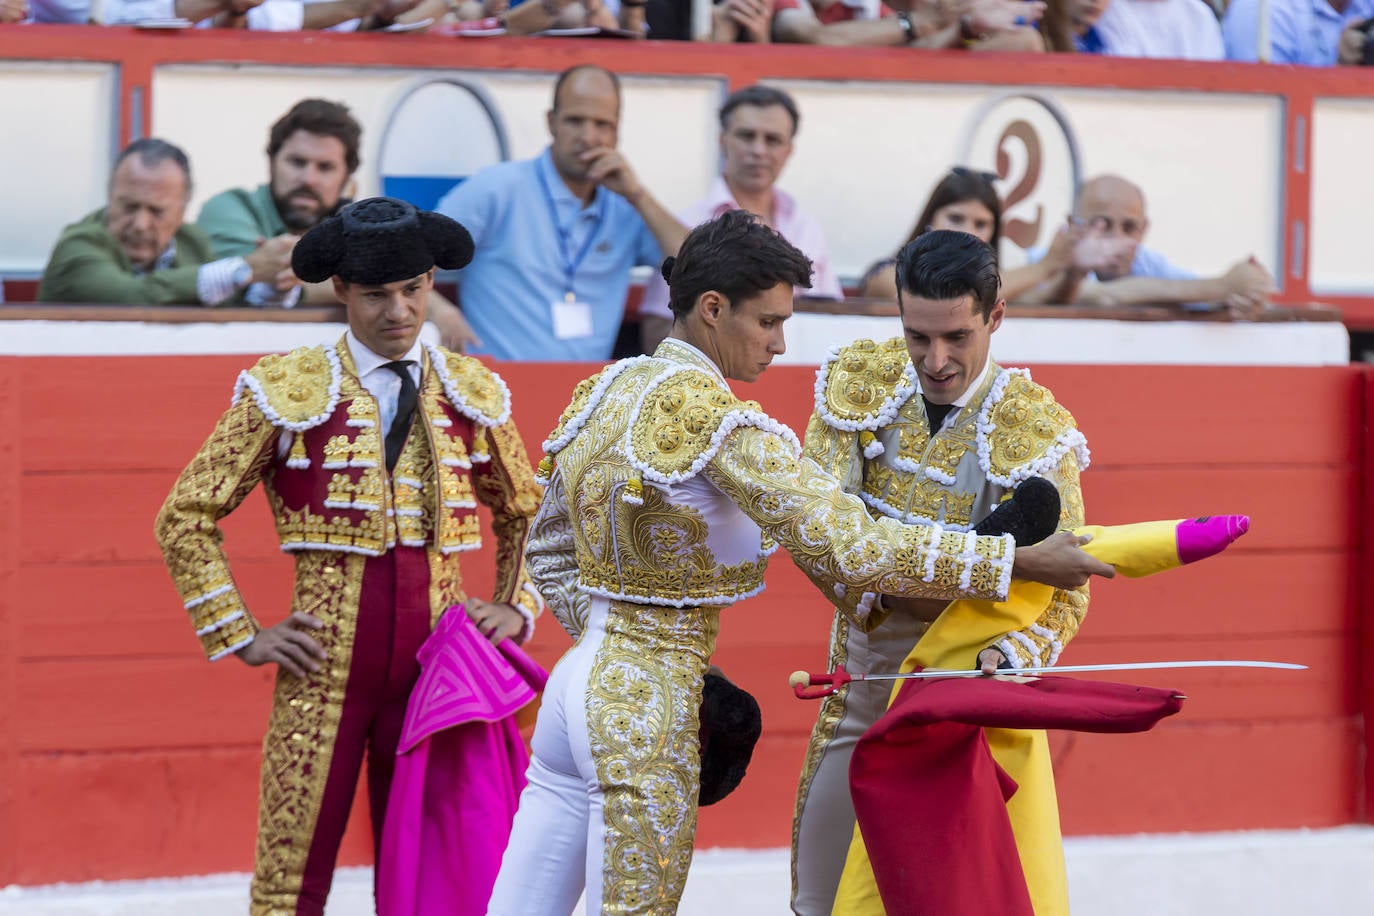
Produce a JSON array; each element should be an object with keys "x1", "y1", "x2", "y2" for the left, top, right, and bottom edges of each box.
[
  {"x1": 197, "y1": 98, "x2": 479, "y2": 350},
  {"x1": 38, "y1": 138, "x2": 293, "y2": 306}
]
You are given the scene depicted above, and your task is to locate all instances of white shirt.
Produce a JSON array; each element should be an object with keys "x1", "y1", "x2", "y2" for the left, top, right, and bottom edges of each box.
[
  {"x1": 1095, "y1": 0, "x2": 1226, "y2": 60},
  {"x1": 275, "y1": 332, "x2": 423, "y2": 460},
  {"x1": 345, "y1": 330, "x2": 424, "y2": 439}
]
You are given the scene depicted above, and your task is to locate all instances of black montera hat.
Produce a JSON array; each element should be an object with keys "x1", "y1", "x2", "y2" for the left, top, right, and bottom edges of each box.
[
  {"x1": 292, "y1": 196, "x2": 475, "y2": 286},
  {"x1": 698, "y1": 670, "x2": 763, "y2": 806}
]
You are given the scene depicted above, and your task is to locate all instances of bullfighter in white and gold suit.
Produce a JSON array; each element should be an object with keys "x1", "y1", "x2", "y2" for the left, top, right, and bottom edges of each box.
[
  {"x1": 486, "y1": 213, "x2": 1110, "y2": 916},
  {"x1": 792, "y1": 230, "x2": 1091, "y2": 916},
  {"x1": 156, "y1": 199, "x2": 543, "y2": 916}
]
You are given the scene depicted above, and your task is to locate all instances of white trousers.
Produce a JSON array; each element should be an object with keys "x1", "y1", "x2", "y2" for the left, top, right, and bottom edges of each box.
[{"x1": 488, "y1": 612, "x2": 607, "y2": 916}]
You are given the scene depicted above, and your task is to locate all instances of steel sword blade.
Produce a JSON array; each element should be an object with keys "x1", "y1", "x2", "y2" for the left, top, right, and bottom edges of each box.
[{"x1": 852, "y1": 660, "x2": 1308, "y2": 681}]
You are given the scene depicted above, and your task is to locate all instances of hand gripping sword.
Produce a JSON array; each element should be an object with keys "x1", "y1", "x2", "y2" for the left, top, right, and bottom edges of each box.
[{"x1": 789, "y1": 660, "x2": 1308, "y2": 700}]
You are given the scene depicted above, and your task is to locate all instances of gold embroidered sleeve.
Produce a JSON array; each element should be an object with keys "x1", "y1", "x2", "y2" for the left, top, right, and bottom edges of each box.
[
  {"x1": 800, "y1": 410, "x2": 863, "y2": 491},
  {"x1": 994, "y1": 449, "x2": 1090, "y2": 668},
  {"x1": 472, "y1": 418, "x2": 545, "y2": 619},
  {"x1": 702, "y1": 426, "x2": 1014, "y2": 625},
  {"x1": 525, "y1": 468, "x2": 588, "y2": 639},
  {"x1": 154, "y1": 395, "x2": 279, "y2": 660}
]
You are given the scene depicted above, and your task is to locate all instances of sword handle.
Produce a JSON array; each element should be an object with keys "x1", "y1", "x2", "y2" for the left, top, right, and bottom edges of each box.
[{"x1": 790, "y1": 665, "x2": 853, "y2": 699}]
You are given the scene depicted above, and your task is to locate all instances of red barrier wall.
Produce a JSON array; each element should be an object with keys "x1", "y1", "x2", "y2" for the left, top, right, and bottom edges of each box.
[{"x1": 0, "y1": 355, "x2": 1366, "y2": 884}]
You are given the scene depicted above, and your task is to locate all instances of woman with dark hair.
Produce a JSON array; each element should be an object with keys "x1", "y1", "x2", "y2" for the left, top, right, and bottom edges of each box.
[{"x1": 859, "y1": 166, "x2": 1080, "y2": 303}]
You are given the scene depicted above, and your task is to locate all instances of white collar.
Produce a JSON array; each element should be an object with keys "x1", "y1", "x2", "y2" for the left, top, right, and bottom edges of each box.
[
  {"x1": 658, "y1": 337, "x2": 728, "y2": 384},
  {"x1": 950, "y1": 357, "x2": 995, "y2": 409},
  {"x1": 345, "y1": 329, "x2": 425, "y2": 377}
]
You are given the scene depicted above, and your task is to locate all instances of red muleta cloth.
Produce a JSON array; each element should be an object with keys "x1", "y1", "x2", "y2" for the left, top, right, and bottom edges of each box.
[{"x1": 849, "y1": 675, "x2": 1184, "y2": 916}]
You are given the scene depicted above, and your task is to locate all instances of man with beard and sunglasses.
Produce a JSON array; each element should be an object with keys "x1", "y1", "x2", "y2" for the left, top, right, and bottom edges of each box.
[{"x1": 199, "y1": 98, "x2": 480, "y2": 349}]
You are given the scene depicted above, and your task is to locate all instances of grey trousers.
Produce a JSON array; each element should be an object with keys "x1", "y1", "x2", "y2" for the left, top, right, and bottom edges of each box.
[{"x1": 790, "y1": 611, "x2": 929, "y2": 916}]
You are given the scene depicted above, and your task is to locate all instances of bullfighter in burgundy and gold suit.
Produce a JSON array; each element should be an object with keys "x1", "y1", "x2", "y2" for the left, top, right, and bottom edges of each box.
[{"x1": 155, "y1": 199, "x2": 543, "y2": 916}]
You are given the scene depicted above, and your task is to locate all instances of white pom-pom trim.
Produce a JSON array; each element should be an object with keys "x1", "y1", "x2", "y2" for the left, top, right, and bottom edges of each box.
[
  {"x1": 184, "y1": 584, "x2": 233, "y2": 611},
  {"x1": 233, "y1": 345, "x2": 342, "y2": 432},
  {"x1": 622, "y1": 365, "x2": 800, "y2": 486},
  {"x1": 582, "y1": 579, "x2": 766, "y2": 609},
  {"x1": 975, "y1": 368, "x2": 1091, "y2": 486},
  {"x1": 812, "y1": 340, "x2": 919, "y2": 433},
  {"x1": 542, "y1": 357, "x2": 651, "y2": 456},
  {"x1": 425, "y1": 343, "x2": 511, "y2": 427},
  {"x1": 195, "y1": 609, "x2": 243, "y2": 636},
  {"x1": 920, "y1": 523, "x2": 945, "y2": 583},
  {"x1": 1030, "y1": 622, "x2": 1063, "y2": 667},
  {"x1": 280, "y1": 541, "x2": 384, "y2": 557}
]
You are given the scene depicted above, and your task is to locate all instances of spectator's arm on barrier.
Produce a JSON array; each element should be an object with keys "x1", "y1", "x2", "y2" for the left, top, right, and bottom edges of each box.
[
  {"x1": 302, "y1": 0, "x2": 377, "y2": 28},
  {"x1": 1078, "y1": 258, "x2": 1276, "y2": 311},
  {"x1": 38, "y1": 232, "x2": 203, "y2": 305}
]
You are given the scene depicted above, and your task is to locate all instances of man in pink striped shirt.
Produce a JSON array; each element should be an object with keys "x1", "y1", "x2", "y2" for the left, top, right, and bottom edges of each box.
[{"x1": 638, "y1": 84, "x2": 842, "y2": 352}]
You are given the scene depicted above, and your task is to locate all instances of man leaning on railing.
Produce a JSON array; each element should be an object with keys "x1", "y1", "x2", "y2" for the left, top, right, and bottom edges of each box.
[{"x1": 36, "y1": 138, "x2": 295, "y2": 307}]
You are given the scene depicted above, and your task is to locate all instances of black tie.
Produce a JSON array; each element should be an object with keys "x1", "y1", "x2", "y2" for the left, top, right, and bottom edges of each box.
[
  {"x1": 383, "y1": 360, "x2": 418, "y2": 472},
  {"x1": 923, "y1": 396, "x2": 956, "y2": 437}
]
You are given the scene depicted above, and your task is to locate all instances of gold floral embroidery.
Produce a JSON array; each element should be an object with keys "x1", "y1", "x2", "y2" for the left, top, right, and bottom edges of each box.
[
  {"x1": 242, "y1": 345, "x2": 337, "y2": 427},
  {"x1": 250, "y1": 551, "x2": 365, "y2": 916},
  {"x1": 819, "y1": 337, "x2": 911, "y2": 423},
  {"x1": 589, "y1": 599, "x2": 721, "y2": 914},
  {"x1": 628, "y1": 370, "x2": 764, "y2": 479},
  {"x1": 984, "y1": 374, "x2": 1079, "y2": 482},
  {"x1": 154, "y1": 392, "x2": 279, "y2": 658}
]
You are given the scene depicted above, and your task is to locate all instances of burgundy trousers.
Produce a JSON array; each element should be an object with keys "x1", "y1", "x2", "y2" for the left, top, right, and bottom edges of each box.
[{"x1": 250, "y1": 547, "x2": 433, "y2": 916}]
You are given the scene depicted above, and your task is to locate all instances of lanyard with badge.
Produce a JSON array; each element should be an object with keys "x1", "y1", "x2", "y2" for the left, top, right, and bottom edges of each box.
[{"x1": 537, "y1": 163, "x2": 605, "y2": 341}]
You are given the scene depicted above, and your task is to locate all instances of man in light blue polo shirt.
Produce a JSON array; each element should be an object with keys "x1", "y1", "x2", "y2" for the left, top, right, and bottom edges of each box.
[
  {"x1": 436, "y1": 65, "x2": 689, "y2": 362},
  {"x1": 1222, "y1": 0, "x2": 1374, "y2": 65},
  {"x1": 1018, "y1": 174, "x2": 1276, "y2": 311}
]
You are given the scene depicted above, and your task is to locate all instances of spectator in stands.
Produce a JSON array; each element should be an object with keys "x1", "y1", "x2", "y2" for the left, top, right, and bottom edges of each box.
[
  {"x1": 435, "y1": 65, "x2": 688, "y2": 361},
  {"x1": 198, "y1": 99, "x2": 358, "y2": 309},
  {"x1": 638, "y1": 84, "x2": 840, "y2": 353},
  {"x1": 1016, "y1": 173, "x2": 1277, "y2": 310},
  {"x1": 1091, "y1": 0, "x2": 1224, "y2": 59},
  {"x1": 0, "y1": 0, "x2": 28, "y2": 22},
  {"x1": 38, "y1": 138, "x2": 294, "y2": 306},
  {"x1": 718, "y1": 0, "x2": 1047, "y2": 50},
  {"x1": 414, "y1": 0, "x2": 647, "y2": 33},
  {"x1": 859, "y1": 166, "x2": 1093, "y2": 303},
  {"x1": 1222, "y1": 0, "x2": 1374, "y2": 64},
  {"x1": 197, "y1": 98, "x2": 479, "y2": 349},
  {"x1": 103, "y1": 0, "x2": 424, "y2": 30}
]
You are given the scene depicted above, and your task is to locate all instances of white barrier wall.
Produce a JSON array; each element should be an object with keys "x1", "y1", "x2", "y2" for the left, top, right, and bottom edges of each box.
[{"x1": 0, "y1": 61, "x2": 117, "y2": 274}]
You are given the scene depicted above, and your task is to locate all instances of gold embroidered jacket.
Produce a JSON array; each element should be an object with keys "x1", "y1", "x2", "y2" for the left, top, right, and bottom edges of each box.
[
  {"x1": 156, "y1": 337, "x2": 544, "y2": 660},
  {"x1": 527, "y1": 339, "x2": 1018, "y2": 638},
  {"x1": 806, "y1": 337, "x2": 1090, "y2": 667}
]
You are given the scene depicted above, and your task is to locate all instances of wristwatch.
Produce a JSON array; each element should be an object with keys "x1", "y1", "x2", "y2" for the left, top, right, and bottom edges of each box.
[{"x1": 896, "y1": 10, "x2": 917, "y2": 43}]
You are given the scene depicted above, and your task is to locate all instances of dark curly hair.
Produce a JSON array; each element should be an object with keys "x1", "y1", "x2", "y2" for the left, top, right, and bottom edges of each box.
[
  {"x1": 662, "y1": 210, "x2": 813, "y2": 318},
  {"x1": 267, "y1": 99, "x2": 362, "y2": 176}
]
